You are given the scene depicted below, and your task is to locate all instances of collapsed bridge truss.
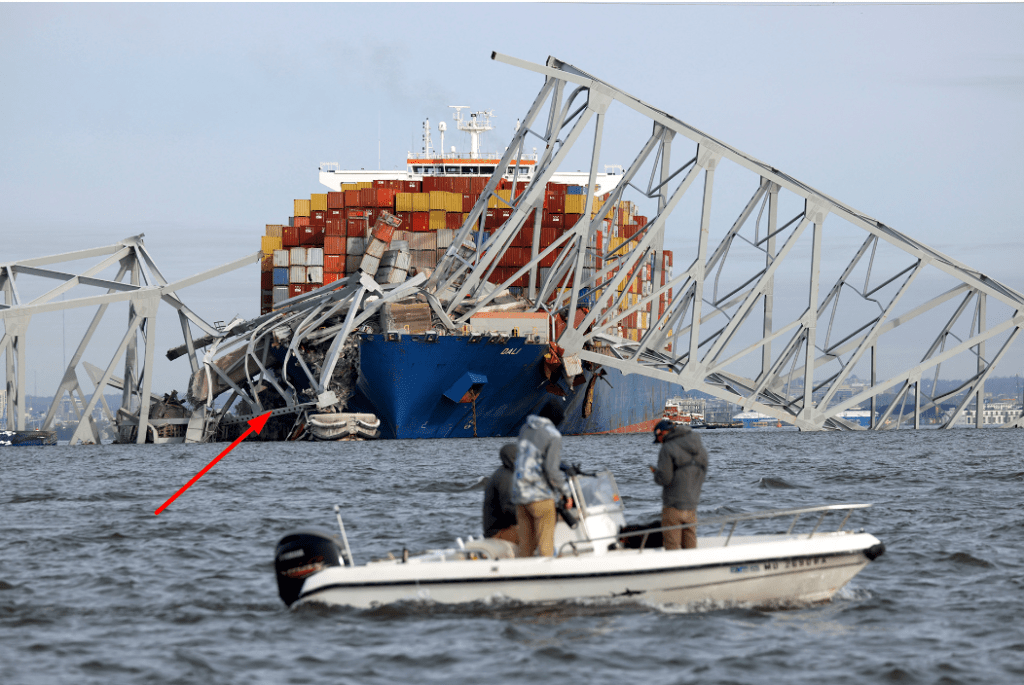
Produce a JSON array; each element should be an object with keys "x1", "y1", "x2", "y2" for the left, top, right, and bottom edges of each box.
[{"x1": 428, "y1": 53, "x2": 1024, "y2": 430}]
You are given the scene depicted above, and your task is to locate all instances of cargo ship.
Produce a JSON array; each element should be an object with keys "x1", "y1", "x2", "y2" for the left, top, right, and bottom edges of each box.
[{"x1": 237, "y1": 108, "x2": 683, "y2": 440}]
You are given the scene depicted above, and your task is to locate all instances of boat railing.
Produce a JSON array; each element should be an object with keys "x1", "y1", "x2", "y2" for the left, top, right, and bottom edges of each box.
[{"x1": 559, "y1": 503, "x2": 873, "y2": 557}]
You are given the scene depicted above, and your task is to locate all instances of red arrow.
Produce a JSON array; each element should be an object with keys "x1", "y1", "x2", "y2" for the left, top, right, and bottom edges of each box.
[{"x1": 154, "y1": 411, "x2": 271, "y2": 515}]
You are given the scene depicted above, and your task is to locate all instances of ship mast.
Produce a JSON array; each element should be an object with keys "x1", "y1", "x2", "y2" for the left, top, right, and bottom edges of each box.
[{"x1": 450, "y1": 106, "x2": 494, "y2": 158}]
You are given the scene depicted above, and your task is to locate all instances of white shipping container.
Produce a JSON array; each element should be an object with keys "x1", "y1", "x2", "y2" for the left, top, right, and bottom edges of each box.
[
  {"x1": 273, "y1": 249, "x2": 290, "y2": 267},
  {"x1": 365, "y1": 237, "x2": 387, "y2": 260},
  {"x1": 346, "y1": 238, "x2": 365, "y2": 255},
  {"x1": 386, "y1": 267, "x2": 408, "y2": 284},
  {"x1": 307, "y1": 266, "x2": 324, "y2": 283},
  {"x1": 289, "y1": 265, "x2": 307, "y2": 284},
  {"x1": 391, "y1": 240, "x2": 409, "y2": 252},
  {"x1": 436, "y1": 229, "x2": 453, "y2": 249},
  {"x1": 359, "y1": 254, "x2": 381, "y2": 275},
  {"x1": 272, "y1": 286, "x2": 290, "y2": 304},
  {"x1": 306, "y1": 247, "x2": 324, "y2": 266},
  {"x1": 392, "y1": 251, "x2": 412, "y2": 271},
  {"x1": 409, "y1": 232, "x2": 436, "y2": 251},
  {"x1": 289, "y1": 247, "x2": 307, "y2": 266}
]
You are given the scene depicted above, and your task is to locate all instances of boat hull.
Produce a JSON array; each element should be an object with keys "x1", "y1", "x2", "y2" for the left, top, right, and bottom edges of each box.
[
  {"x1": 295, "y1": 532, "x2": 881, "y2": 609},
  {"x1": 347, "y1": 334, "x2": 683, "y2": 439}
]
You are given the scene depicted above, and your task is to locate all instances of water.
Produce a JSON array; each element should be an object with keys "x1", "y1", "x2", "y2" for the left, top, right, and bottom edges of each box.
[{"x1": 2, "y1": 429, "x2": 1022, "y2": 684}]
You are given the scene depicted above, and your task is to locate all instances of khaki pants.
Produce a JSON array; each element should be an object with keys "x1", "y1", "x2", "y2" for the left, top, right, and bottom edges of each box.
[
  {"x1": 490, "y1": 525, "x2": 520, "y2": 545},
  {"x1": 517, "y1": 499, "x2": 557, "y2": 557},
  {"x1": 662, "y1": 507, "x2": 698, "y2": 550}
]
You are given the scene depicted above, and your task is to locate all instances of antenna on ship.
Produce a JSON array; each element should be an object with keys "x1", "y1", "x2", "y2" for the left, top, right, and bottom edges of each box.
[
  {"x1": 450, "y1": 106, "x2": 494, "y2": 157},
  {"x1": 438, "y1": 121, "x2": 446, "y2": 160},
  {"x1": 422, "y1": 118, "x2": 433, "y2": 157}
]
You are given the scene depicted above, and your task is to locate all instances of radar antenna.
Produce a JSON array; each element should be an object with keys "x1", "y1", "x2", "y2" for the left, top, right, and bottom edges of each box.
[{"x1": 450, "y1": 106, "x2": 495, "y2": 157}]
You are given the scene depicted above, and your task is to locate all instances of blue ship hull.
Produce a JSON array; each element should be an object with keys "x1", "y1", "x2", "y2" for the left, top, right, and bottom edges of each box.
[{"x1": 347, "y1": 333, "x2": 683, "y2": 439}]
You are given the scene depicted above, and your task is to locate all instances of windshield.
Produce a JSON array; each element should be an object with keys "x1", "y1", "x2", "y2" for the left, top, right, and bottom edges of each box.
[{"x1": 576, "y1": 470, "x2": 623, "y2": 515}]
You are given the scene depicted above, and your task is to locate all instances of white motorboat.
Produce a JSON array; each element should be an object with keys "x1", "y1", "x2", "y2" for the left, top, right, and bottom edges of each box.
[{"x1": 274, "y1": 469, "x2": 885, "y2": 610}]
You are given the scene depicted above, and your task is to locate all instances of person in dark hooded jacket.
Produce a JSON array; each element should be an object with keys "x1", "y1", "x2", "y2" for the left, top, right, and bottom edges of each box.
[
  {"x1": 482, "y1": 443, "x2": 519, "y2": 543},
  {"x1": 651, "y1": 419, "x2": 708, "y2": 550}
]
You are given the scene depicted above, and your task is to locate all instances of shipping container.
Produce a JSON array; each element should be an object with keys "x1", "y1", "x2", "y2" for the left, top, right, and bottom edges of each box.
[
  {"x1": 310, "y1": 193, "x2": 328, "y2": 212},
  {"x1": 436, "y1": 228, "x2": 454, "y2": 249},
  {"x1": 345, "y1": 255, "x2": 362, "y2": 272},
  {"x1": 324, "y1": 236, "x2": 346, "y2": 256},
  {"x1": 327, "y1": 191, "x2": 345, "y2": 209},
  {"x1": 294, "y1": 199, "x2": 311, "y2": 217},
  {"x1": 261, "y1": 271, "x2": 273, "y2": 290},
  {"x1": 360, "y1": 254, "x2": 381, "y2": 275},
  {"x1": 282, "y1": 226, "x2": 300, "y2": 248},
  {"x1": 261, "y1": 255, "x2": 274, "y2": 272},
  {"x1": 346, "y1": 237, "x2": 366, "y2": 255},
  {"x1": 273, "y1": 286, "x2": 290, "y2": 305},
  {"x1": 324, "y1": 271, "x2": 343, "y2": 285},
  {"x1": 306, "y1": 247, "x2": 324, "y2": 266},
  {"x1": 411, "y1": 212, "x2": 430, "y2": 232},
  {"x1": 261, "y1": 235, "x2": 283, "y2": 255},
  {"x1": 344, "y1": 189, "x2": 360, "y2": 207},
  {"x1": 265, "y1": 224, "x2": 284, "y2": 237},
  {"x1": 307, "y1": 266, "x2": 324, "y2": 284},
  {"x1": 309, "y1": 210, "x2": 326, "y2": 227},
  {"x1": 289, "y1": 284, "x2": 305, "y2": 298},
  {"x1": 289, "y1": 265, "x2": 307, "y2": 284},
  {"x1": 293, "y1": 216, "x2": 310, "y2": 228},
  {"x1": 324, "y1": 254, "x2": 343, "y2": 273},
  {"x1": 325, "y1": 218, "x2": 344, "y2": 236},
  {"x1": 289, "y1": 247, "x2": 307, "y2": 265},
  {"x1": 299, "y1": 226, "x2": 324, "y2": 246}
]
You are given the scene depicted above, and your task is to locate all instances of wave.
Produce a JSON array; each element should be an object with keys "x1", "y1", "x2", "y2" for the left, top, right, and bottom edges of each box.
[{"x1": 755, "y1": 477, "x2": 807, "y2": 489}]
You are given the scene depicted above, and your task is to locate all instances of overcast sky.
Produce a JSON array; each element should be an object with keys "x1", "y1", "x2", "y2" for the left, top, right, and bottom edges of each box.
[{"x1": 2, "y1": 2, "x2": 1022, "y2": 397}]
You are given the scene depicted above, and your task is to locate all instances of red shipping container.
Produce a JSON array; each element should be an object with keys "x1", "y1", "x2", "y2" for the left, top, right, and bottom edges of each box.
[
  {"x1": 260, "y1": 271, "x2": 272, "y2": 289},
  {"x1": 347, "y1": 208, "x2": 369, "y2": 219},
  {"x1": 324, "y1": 236, "x2": 346, "y2": 256},
  {"x1": 445, "y1": 212, "x2": 463, "y2": 230},
  {"x1": 289, "y1": 283, "x2": 304, "y2": 298},
  {"x1": 396, "y1": 211, "x2": 412, "y2": 227},
  {"x1": 299, "y1": 226, "x2": 324, "y2": 246},
  {"x1": 543, "y1": 192, "x2": 565, "y2": 213},
  {"x1": 358, "y1": 188, "x2": 374, "y2": 207},
  {"x1": 327, "y1": 191, "x2": 345, "y2": 209},
  {"x1": 540, "y1": 227, "x2": 557, "y2": 247},
  {"x1": 541, "y1": 211, "x2": 563, "y2": 229},
  {"x1": 309, "y1": 210, "x2": 326, "y2": 227},
  {"x1": 303, "y1": 284, "x2": 316, "y2": 293},
  {"x1": 372, "y1": 222, "x2": 395, "y2": 244},
  {"x1": 347, "y1": 218, "x2": 367, "y2": 237},
  {"x1": 324, "y1": 254, "x2": 343, "y2": 272},
  {"x1": 462, "y1": 194, "x2": 473, "y2": 213},
  {"x1": 294, "y1": 216, "x2": 310, "y2": 228},
  {"x1": 324, "y1": 271, "x2": 343, "y2": 285},
  {"x1": 402, "y1": 180, "x2": 421, "y2": 192},
  {"x1": 375, "y1": 187, "x2": 395, "y2": 209},
  {"x1": 470, "y1": 177, "x2": 487, "y2": 194},
  {"x1": 411, "y1": 212, "x2": 430, "y2": 232},
  {"x1": 564, "y1": 213, "x2": 583, "y2": 230},
  {"x1": 325, "y1": 218, "x2": 343, "y2": 236},
  {"x1": 261, "y1": 256, "x2": 273, "y2": 272},
  {"x1": 343, "y1": 189, "x2": 358, "y2": 207},
  {"x1": 283, "y1": 226, "x2": 300, "y2": 247}
]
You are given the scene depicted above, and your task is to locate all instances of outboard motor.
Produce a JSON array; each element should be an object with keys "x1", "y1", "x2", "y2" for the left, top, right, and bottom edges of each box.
[{"x1": 274, "y1": 528, "x2": 344, "y2": 607}]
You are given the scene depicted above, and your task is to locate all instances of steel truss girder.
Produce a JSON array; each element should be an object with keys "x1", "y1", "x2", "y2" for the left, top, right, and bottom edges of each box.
[
  {"x1": 0, "y1": 235, "x2": 260, "y2": 442},
  {"x1": 425, "y1": 54, "x2": 1024, "y2": 431}
]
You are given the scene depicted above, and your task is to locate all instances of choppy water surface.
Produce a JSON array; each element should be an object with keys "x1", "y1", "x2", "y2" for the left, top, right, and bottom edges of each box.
[{"x1": 2, "y1": 428, "x2": 1022, "y2": 684}]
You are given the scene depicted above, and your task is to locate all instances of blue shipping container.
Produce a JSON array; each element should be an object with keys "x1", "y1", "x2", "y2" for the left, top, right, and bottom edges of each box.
[
  {"x1": 273, "y1": 267, "x2": 289, "y2": 286},
  {"x1": 567, "y1": 185, "x2": 586, "y2": 195}
]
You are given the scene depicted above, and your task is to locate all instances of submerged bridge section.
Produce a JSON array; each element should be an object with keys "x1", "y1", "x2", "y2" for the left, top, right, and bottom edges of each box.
[{"x1": 429, "y1": 53, "x2": 1024, "y2": 430}]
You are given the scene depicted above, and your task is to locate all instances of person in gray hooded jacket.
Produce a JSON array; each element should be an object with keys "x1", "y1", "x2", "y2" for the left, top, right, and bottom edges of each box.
[
  {"x1": 513, "y1": 415, "x2": 573, "y2": 557},
  {"x1": 482, "y1": 443, "x2": 519, "y2": 543},
  {"x1": 651, "y1": 419, "x2": 708, "y2": 550}
]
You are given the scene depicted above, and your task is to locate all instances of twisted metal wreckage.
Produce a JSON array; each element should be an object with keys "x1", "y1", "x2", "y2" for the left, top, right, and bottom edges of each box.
[{"x1": 4, "y1": 54, "x2": 1022, "y2": 444}]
